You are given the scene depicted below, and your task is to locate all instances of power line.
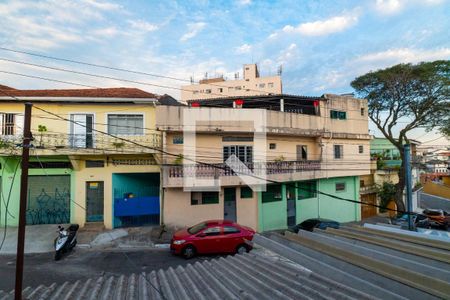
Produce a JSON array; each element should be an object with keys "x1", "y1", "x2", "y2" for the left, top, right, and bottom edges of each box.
[{"x1": 0, "y1": 70, "x2": 98, "y2": 89}]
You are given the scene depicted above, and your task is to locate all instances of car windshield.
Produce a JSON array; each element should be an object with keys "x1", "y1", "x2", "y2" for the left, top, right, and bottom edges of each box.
[{"x1": 188, "y1": 222, "x2": 207, "y2": 234}]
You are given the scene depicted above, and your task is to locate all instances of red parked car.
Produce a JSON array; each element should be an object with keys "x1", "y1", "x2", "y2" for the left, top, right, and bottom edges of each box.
[{"x1": 170, "y1": 220, "x2": 255, "y2": 259}]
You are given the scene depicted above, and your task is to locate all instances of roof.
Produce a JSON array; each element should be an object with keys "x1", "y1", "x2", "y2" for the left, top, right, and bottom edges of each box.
[
  {"x1": 0, "y1": 86, "x2": 157, "y2": 99},
  {"x1": 256, "y1": 225, "x2": 450, "y2": 299},
  {"x1": 186, "y1": 93, "x2": 323, "y2": 103},
  {"x1": 0, "y1": 251, "x2": 373, "y2": 300},
  {"x1": 156, "y1": 94, "x2": 185, "y2": 106}
]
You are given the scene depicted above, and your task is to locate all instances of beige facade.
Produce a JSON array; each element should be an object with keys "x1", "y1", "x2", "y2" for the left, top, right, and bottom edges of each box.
[
  {"x1": 157, "y1": 94, "x2": 371, "y2": 230},
  {"x1": 181, "y1": 64, "x2": 282, "y2": 101}
]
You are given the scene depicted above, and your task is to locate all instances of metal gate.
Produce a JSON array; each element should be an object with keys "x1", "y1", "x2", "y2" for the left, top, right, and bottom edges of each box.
[
  {"x1": 26, "y1": 175, "x2": 70, "y2": 225},
  {"x1": 86, "y1": 181, "x2": 104, "y2": 222}
]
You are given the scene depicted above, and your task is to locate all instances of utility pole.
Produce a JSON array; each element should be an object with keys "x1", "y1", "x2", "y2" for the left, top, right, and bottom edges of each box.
[
  {"x1": 404, "y1": 144, "x2": 413, "y2": 231},
  {"x1": 14, "y1": 103, "x2": 32, "y2": 300}
]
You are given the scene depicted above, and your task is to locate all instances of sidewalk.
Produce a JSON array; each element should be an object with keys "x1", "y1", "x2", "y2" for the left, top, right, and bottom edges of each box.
[{"x1": 0, "y1": 224, "x2": 175, "y2": 255}]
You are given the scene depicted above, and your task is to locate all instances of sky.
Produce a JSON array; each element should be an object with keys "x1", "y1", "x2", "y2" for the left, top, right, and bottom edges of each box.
[{"x1": 0, "y1": 0, "x2": 449, "y2": 145}]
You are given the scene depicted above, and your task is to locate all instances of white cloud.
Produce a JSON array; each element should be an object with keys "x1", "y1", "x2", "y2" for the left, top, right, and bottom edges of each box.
[
  {"x1": 238, "y1": 0, "x2": 252, "y2": 5},
  {"x1": 235, "y1": 44, "x2": 252, "y2": 54},
  {"x1": 277, "y1": 43, "x2": 298, "y2": 65},
  {"x1": 355, "y1": 48, "x2": 450, "y2": 64},
  {"x1": 373, "y1": 0, "x2": 445, "y2": 15},
  {"x1": 374, "y1": 0, "x2": 404, "y2": 15},
  {"x1": 280, "y1": 11, "x2": 360, "y2": 36},
  {"x1": 128, "y1": 20, "x2": 158, "y2": 32},
  {"x1": 80, "y1": 0, "x2": 122, "y2": 11},
  {"x1": 180, "y1": 22, "x2": 206, "y2": 42}
]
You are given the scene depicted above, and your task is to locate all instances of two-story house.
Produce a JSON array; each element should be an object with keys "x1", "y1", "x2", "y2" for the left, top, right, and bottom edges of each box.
[
  {"x1": 157, "y1": 94, "x2": 371, "y2": 232},
  {"x1": 0, "y1": 86, "x2": 161, "y2": 229}
]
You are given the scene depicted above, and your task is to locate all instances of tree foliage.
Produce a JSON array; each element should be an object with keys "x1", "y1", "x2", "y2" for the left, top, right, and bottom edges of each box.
[{"x1": 351, "y1": 60, "x2": 449, "y2": 212}]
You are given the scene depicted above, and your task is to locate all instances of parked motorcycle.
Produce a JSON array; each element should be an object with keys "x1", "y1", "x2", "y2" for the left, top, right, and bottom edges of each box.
[{"x1": 54, "y1": 224, "x2": 79, "y2": 261}]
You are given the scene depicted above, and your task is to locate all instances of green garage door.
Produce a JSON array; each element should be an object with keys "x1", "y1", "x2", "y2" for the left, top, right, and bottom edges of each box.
[{"x1": 26, "y1": 175, "x2": 71, "y2": 225}]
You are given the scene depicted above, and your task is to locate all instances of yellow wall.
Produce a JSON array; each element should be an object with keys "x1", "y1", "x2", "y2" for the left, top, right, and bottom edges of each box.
[
  {"x1": 73, "y1": 155, "x2": 160, "y2": 229},
  {"x1": 423, "y1": 181, "x2": 450, "y2": 200}
]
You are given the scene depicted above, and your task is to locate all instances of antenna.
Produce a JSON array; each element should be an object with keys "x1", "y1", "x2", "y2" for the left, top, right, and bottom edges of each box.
[
  {"x1": 204, "y1": 72, "x2": 208, "y2": 79},
  {"x1": 190, "y1": 76, "x2": 194, "y2": 84},
  {"x1": 277, "y1": 65, "x2": 283, "y2": 76}
]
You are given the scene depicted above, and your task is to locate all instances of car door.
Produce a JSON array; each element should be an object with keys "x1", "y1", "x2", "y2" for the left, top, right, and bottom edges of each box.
[
  {"x1": 194, "y1": 226, "x2": 223, "y2": 254},
  {"x1": 222, "y1": 226, "x2": 242, "y2": 253}
]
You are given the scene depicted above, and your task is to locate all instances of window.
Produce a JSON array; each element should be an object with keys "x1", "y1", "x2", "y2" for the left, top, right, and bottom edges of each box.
[
  {"x1": 193, "y1": 90, "x2": 199, "y2": 94},
  {"x1": 297, "y1": 145, "x2": 308, "y2": 160},
  {"x1": 205, "y1": 89, "x2": 212, "y2": 94},
  {"x1": 268, "y1": 82, "x2": 274, "y2": 88},
  {"x1": 203, "y1": 227, "x2": 221, "y2": 236},
  {"x1": 0, "y1": 113, "x2": 20, "y2": 135},
  {"x1": 85, "y1": 160, "x2": 104, "y2": 168},
  {"x1": 334, "y1": 145, "x2": 343, "y2": 159},
  {"x1": 298, "y1": 181, "x2": 316, "y2": 200},
  {"x1": 361, "y1": 108, "x2": 365, "y2": 116},
  {"x1": 269, "y1": 143, "x2": 276, "y2": 150},
  {"x1": 228, "y1": 87, "x2": 233, "y2": 92},
  {"x1": 235, "y1": 86, "x2": 242, "y2": 90},
  {"x1": 259, "y1": 83, "x2": 265, "y2": 88},
  {"x1": 262, "y1": 184, "x2": 282, "y2": 203},
  {"x1": 330, "y1": 110, "x2": 346, "y2": 120},
  {"x1": 360, "y1": 180, "x2": 365, "y2": 187},
  {"x1": 240, "y1": 186, "x2": 253, "y2": 198},
  {"x1": 218, "y1": 88, "x2": 223, "y2": 93},
  {"x1": 336, "y1": 182, "x2": 346, "y2": 192},
  {"x1": 108, "y1": 114, "x2": 143, "y2": 135},
  {"x1": 223, "y1": 145, "x2": 253, "y2": 164},
  {"x1": 191, "y1": 192, "x2": 219, "y2": 205},
  {"x1": 223, "y1": 226, "x2": 240, "y2": 234},
  {"x1": 173, "y1": 136, "x2": 184, "y2": 144},
  {"x1": 359, "y1": 145, "x2": 364, "y2": 154}
]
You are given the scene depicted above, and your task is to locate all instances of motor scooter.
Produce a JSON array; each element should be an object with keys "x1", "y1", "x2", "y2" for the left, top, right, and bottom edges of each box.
[{"x1": 54, "y1": 224, "x2": 79, "y2": 261}]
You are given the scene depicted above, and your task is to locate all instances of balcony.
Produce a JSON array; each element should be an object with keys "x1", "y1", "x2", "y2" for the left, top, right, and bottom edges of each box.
[
  {"x1": 164, "y1": 160, "x2": 321, "y2": 187},
  {"x1": 0, "y1": 132, "x2": 162, "y2": 155}
]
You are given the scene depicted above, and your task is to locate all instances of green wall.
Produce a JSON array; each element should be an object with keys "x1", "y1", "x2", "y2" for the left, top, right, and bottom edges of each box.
[
  {"x1": 0, "y1": 156, "x2": 74, "y2": 227},
  {"x1": 258, "y1": 176, "x2": 360, "y2": 232}
]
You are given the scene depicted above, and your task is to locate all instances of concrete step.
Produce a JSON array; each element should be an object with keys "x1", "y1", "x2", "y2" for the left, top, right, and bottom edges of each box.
[{"x1": 81, "y1": 222, "x2": 105, "y2": 232}]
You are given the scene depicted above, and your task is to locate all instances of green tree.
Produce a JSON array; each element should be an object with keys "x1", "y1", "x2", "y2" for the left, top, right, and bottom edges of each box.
[{"x1": 351, "y1": 60, "x2": 449, "y2": 212}]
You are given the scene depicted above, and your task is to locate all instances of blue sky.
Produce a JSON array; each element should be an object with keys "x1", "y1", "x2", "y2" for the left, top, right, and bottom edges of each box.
[{"x1": 0, "y1": 0, "x2": 449, "y2": 144}]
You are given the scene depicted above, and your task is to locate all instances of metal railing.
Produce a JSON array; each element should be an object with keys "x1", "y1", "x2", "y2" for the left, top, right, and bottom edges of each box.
[
  {"x1": 0, "y1": 132, "x2": 162, "y2": 152},
  {"x1": 167, "y1": 160, "x2": 321, "y2": 178}
]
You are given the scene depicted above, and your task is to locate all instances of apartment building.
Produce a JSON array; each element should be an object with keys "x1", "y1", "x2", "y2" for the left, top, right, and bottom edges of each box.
[
  {"x1": 157, "y1": 94, "x2": 371, "y2": 232},
  {"x1": 0, "y1": 86, "x2": 161, "y2": 229},
  {"x1": 181, "y1": 64, "x2": 282, "y2": 101}
]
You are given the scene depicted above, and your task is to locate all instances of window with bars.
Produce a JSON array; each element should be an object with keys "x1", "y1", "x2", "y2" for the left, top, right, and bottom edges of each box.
[
  {"x1": 262, "y1": 184, "x2": 282, "y2": 203},
  {"x1": 334, "y1": 145, "x2": 343, "y2": 159},
  {"x1": 191, "y1": 192, "x2": 219, "y2": 205},
  {"x1": 240, "y1": 186, "x2": 253, "y2": 198},
  {"x1": 107, "y1": 114, "x2": 143, "y2": 135},
  {"x1": 336, "y1": 182, "x2": 346, "y2": 192},
  {"x1": 223, "y1": 145, "x2": 253, "y2": 164},
  {"x1": 0, "y1": 113, "x2": 23, "y2": 135}
]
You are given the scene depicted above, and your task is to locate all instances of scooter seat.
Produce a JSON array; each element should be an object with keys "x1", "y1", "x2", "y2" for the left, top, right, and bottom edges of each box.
[{"x1": 68, "y1": 224, "x2": 79, "y2": 231}]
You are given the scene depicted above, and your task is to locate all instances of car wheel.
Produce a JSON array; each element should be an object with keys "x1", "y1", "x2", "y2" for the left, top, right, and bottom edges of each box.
[
  {"x1": 182, "y1": 245, "x2": 196, "y2": 259},
  {"x1": 236, "y1": 244, "x2": 249, "y2": 255}
]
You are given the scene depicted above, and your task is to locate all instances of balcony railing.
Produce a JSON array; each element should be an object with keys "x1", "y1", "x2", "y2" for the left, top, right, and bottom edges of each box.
[
  {"x1": 0, "y1": 132, "x2": 162, "y2": 152},
  {"x1": 167, "y1": 160, "x2": 321, "y2": 178}
]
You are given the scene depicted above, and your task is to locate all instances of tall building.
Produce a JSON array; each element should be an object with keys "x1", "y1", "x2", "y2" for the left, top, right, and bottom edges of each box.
[
  {"x1": 157, "y1": 94, "x2": 370, "y2": 231},
  {"x1": 181, "y1": 64, "x2": 282, "y2": 101}
]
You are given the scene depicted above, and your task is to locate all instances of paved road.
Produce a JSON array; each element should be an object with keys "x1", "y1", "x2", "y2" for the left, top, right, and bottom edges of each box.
[
  {"x1": 0, "y1": 248, "x2": 215, "y2": 291},
  {"x1": 419, "y1": 192, "x2": 450, "y2": 211}
]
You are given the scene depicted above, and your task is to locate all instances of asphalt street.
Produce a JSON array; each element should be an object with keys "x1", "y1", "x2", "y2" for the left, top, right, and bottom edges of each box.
[
  {"x1": 0, "y1": 248, "x2": 214, "y2": 291},
  {"x1": 419, "y1": 192, "x2": 450, "y2": 212}
]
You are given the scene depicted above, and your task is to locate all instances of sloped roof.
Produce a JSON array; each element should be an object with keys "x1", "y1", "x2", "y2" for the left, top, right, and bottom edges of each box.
[
  {"x1": 0, "y1": 86, "x2": 157, "y2": 98},
  {"x1": 0, "y1": 252, "x2": 371, "y2": 300}
]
